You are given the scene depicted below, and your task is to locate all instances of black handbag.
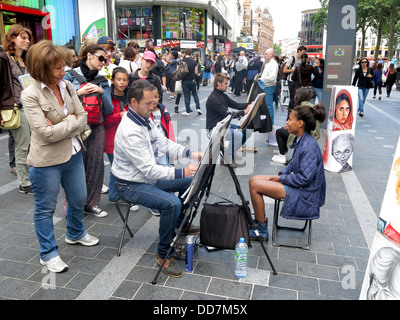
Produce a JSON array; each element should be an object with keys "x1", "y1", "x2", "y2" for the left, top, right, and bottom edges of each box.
[{"x1": 200, "y1": 202, "x2": 250, "y2": 250}]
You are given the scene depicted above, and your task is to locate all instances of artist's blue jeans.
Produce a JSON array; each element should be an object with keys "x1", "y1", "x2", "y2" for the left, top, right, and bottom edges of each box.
[
  {"x1": 116, "y1": 177, "x2": 192, "y2": 259},
  {"x1": 358, "y1": 88, "x2": 370, "y2": 113},
  {"x1": 224, "y1": 124, "x2": 252, "y2": 163},
  {"x1": 29, "y1": 152, "x2": 87, "y2": 261}
]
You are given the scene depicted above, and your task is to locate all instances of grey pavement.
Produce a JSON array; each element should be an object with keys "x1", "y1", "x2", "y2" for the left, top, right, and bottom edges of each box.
[{"x1": 0, "y1": 83, "x2": 399, "y2": 301}]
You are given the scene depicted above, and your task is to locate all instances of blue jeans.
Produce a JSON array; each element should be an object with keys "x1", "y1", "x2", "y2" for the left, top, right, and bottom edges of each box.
[
  {"x1": 29, "y1": 152, "x2": 87, "y2": 261},
  {"x1": 225, "y1": 124, "x2": 252, "y2": 162},
  {"x1": 314, "y1": 88, "x2": 323, "y2": 103},
  {"x1": 358, "y1": 88, "x2": 370, "y2": 113},
  {"x1": 182, "y1": 80, "x2": 200, "y2": 112},
  {"x1": 264, "y1": 85, "x2": 276, "y2": 124},
  {"x1": 116, "y1": 177, "x2": 192, "y2": 259}
]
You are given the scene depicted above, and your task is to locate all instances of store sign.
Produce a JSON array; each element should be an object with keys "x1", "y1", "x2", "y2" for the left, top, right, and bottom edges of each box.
[
  {"x1": 225, "y1": 42, "x2": 231, "y2": 55},
  {"x1": 238, "y1": 43, "x2": 254, "y2": 50},
  {"x1": 180, "y1": 40, "x2": 197, "y2": 49}
]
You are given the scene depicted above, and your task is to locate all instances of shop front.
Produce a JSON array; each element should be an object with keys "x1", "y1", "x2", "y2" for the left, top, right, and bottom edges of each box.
[
  {"x1": 0, "y1": 0, "x2": 52, "y2": 45},
  {"x1": 116, "y1": 4, "x2": 206, "y2": 58},
  {"x1": 161, "y1": 6, "x2": 205, "y2": 58}
]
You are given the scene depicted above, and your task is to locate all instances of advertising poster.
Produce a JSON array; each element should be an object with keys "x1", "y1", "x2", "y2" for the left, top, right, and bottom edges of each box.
[
  {"x1": 322, "y1": 85, "x2": 358, "y2": 173},
  {"x1": 82, "y1": 18, "x2": 106, "y2": 41},
  {"x1": 360, "y1": 136, "x2": 400, "y2": 300}
]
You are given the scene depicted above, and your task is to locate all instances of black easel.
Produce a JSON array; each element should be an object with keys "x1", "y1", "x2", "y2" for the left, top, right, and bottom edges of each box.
[{"x1": 151, "y1": 118, "x2": 277, "y2": 285}]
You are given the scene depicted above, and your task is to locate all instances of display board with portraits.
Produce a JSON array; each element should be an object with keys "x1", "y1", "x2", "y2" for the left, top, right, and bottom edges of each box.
[
  {"x1": 322, "y1": 85, "x2": 358, "y2": 173},
  {"x1": 360, "y1": 136, "x2": 400, "y2": 299}
]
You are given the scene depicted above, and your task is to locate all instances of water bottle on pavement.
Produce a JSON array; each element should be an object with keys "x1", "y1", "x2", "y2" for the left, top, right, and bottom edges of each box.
[{"x1": 234, "y1": 238, "x2": 248, "y2": 278}]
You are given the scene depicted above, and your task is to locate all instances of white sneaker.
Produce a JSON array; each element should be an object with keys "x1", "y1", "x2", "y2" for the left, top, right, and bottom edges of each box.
[
  {"x1": 40, "y1": 256, "x2": 68, "y2": 273},
  {"x1": 181, "y1": 112, "x2": 191, "y2": 116},
  {"x1": 130, "y1": 204, "x2": 140, "y2": 212},
  {"x1": 101, "y1": 184, "x2": 109, "y2": 194},
  {"x1": 149, "y1": 208, "x2": 161, "y2": 216},
  {"x1": 272, "y1": 154, "x2": 287, "y2": 164},
  {"x1": 65, "y1": 233, "x2": 99, "y2": 246}
]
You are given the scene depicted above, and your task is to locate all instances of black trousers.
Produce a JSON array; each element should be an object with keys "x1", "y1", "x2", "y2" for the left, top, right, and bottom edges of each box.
[{"x1": 276, "y1": 127, "x2": 290, "y2": 155}]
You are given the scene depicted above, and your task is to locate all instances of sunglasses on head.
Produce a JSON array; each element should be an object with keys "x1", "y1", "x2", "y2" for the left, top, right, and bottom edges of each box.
[{"x1": 93, "y1": 54, "x2": 107, "y2": 63}]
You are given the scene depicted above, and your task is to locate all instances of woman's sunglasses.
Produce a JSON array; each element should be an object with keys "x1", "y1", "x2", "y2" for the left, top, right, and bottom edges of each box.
[
  {"x1": 93, "y1": 54, "x2": 107, "y2": 63},
  {"x1": 361, "y1": 61, "x2": 368, "y2": 64}
]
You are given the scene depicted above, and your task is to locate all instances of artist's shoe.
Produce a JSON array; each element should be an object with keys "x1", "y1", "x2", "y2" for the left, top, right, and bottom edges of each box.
[
  {"x1": 155, "y1": 254, "x2": 182, "y2": 278},
  {"x1": 249, "y1": 219, "x2": 269, "y2": 241}
]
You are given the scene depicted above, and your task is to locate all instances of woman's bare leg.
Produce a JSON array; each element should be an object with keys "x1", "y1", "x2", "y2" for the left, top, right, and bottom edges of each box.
[{"x1": 249, "y1": 176, "x2": 286, "y2": 222}]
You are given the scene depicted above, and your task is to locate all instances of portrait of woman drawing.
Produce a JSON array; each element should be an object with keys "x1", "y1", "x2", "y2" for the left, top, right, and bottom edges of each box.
[{"x1": 333, "y1": 90, "x2": 354, "y2": 131}]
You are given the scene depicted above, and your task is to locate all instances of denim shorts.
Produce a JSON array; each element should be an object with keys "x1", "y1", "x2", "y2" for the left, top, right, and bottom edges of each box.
[{"x1": 283, "y1": 184, "x2": 289, "y2": 193}]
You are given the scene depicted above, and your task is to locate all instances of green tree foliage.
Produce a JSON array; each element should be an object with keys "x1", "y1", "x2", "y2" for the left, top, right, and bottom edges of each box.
[{"x1": 311, "y1": 0, "x2": 400, "y2": 59}]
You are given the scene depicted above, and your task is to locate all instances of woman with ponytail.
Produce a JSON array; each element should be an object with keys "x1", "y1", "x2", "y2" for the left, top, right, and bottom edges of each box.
[{"x1": 248, "y1": 103, "x2": 327, "y2": 240}]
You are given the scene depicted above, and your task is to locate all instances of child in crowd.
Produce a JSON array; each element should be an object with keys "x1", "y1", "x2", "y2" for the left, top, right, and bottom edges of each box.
[
  {"x1": 104, "y1": 67, "x2": 139, "y2": 211},
  {"x1": 148, "y1": 88, "x2": 176, "y2": 216}
]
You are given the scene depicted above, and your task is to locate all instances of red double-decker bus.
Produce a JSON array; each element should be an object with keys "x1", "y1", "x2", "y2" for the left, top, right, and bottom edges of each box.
[{"x1": 306, "y1": 45, "x2": 324, "y2": 59}]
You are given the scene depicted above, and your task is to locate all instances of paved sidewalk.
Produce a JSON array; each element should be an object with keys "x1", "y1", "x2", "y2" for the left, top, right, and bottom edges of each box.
[{"x1": 0, "y1": 86, "x2": 399, "y2": 300}]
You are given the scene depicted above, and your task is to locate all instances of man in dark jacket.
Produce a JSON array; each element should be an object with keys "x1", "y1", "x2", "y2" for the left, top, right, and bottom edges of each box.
[
  {"x1": 128, "y1": 50, "x2": 164, "y2": 103},
  {"x1": 206, "y1": 73, "x2": 252, "y2": 167}
]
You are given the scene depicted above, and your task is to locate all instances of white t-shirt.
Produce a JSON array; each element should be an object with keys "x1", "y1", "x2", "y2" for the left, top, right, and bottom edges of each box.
[{"x1": 286, "y1": 56, "x2": 301, "y2": 81}]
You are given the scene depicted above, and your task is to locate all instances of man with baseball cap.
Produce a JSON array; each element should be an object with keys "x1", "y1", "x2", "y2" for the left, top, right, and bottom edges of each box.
[{"x1": 128, "y1": 50, "x2": 164, "y2": 103}]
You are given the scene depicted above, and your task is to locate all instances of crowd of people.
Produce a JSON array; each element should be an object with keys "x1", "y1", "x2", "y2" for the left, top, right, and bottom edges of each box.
[{"x1": 0, "y1": 23, "x2": 396, "y2": 278}]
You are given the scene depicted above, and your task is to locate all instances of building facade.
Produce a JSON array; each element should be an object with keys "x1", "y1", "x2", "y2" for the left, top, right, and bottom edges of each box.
[
  {"x1": 241, "y1": 0, "x2": 251, "y2": 38},
  {"x1": 253, "y1": 7, "x2": 274, "y2": 54},
  {"x1": 300, "y1": 9, "x2": 324, "y2": 59}
]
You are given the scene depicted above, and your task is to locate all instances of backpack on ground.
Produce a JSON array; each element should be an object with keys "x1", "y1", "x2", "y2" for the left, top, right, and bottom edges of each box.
[
  {"x1": 67, "y1": 70, "x2": 107, "y2": 125},
  {"x1": 173, "y1": 60, "x2": 189, "y2": 81}
]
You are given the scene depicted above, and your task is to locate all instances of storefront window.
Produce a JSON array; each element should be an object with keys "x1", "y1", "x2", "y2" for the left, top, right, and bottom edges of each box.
[
  {"x1": 1, "y1": 0, "x2": 44, "y2": 10},
  {"x1": 161, "y1": 7, "x2": 205, "y2": 41},
  {"x1": 117, "y1": 7, "x2": 153, "y2": 41}
]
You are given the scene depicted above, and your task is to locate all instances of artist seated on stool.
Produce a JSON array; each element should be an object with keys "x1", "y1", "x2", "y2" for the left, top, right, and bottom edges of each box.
[
  {"x1": 206, "y1": 73, "x2": 253, "y2": 168},
  {"x1": 248, "y1": 104, "x2": 327, "y2": 240},
  {"x1": 112, "y1": 80, "x2": 203, "y2": 278}
]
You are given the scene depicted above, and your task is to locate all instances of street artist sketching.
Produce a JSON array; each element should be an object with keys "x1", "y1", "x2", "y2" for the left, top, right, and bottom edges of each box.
[{"x1": 111, "y1": 80, "x2": 203, "y2": 278}]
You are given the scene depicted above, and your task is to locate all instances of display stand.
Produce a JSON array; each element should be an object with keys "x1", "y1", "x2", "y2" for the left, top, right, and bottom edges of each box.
[{"x1": 151, "y1": 115, "x2": 277, "y2": 285}]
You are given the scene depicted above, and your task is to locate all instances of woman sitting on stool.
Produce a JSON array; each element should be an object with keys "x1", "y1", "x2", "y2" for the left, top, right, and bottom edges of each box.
[{"x1": 248, "y1": 103, "x2": 327, "y2": 240}]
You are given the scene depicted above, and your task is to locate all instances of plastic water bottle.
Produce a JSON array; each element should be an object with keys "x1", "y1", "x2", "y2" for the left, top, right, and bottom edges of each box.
[
  {"x1": 185, "y1": 235, "x2": 194, "y2": 272},
  {"x1": 234, "y1": 238, "x2": 248, "y2": 278}
]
